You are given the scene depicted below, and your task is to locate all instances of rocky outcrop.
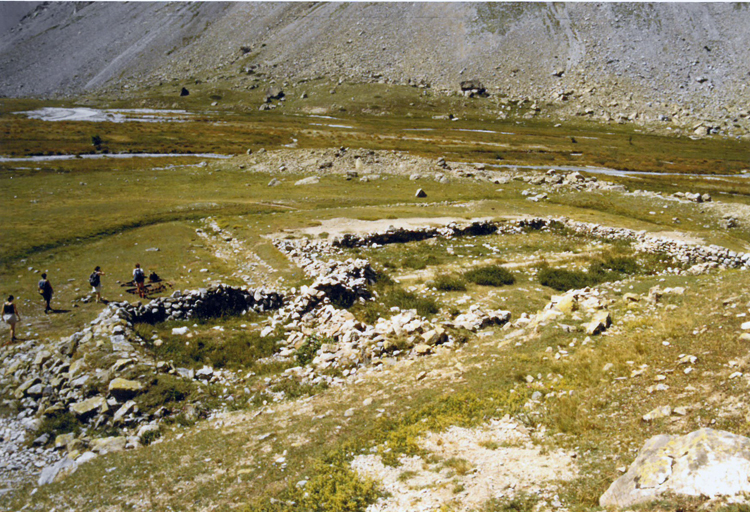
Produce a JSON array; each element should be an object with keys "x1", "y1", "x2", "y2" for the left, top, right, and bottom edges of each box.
[{"x1": 600, "y1": 429, "x2": 750, "y2": 507}]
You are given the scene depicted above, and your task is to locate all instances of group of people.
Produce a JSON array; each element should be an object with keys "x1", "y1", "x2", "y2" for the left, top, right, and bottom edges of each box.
[{"x1": 3, "y1": 263, "x2": 149, "y2": 345}]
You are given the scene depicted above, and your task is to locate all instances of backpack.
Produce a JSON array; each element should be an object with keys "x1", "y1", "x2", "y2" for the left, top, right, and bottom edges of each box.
[
  {"x1": 89, "y1": 272, "x2": 100, "y2": 287},
  {"x1": 134, "y1": 268, "x2": 145, "y2": 282},
  {"x1": 39, "y1": 279, "x2": 52, "y2": 294}
]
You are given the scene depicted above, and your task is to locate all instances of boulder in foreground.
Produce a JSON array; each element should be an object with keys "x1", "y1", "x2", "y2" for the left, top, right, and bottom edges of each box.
[{"x1": 600, "y1": 428, "x2": 750, "y2": 507}]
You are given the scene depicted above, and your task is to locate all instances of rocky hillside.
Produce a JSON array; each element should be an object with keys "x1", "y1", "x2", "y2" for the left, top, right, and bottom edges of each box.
[{"x1": 1, "y1": 2, "x2": 750, "y2": 131}]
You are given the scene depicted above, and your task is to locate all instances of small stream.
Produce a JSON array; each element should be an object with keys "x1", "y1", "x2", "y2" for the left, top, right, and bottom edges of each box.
[
  {"x1": 487, "y1": 163, "x2": 750, "y2": 180},
  {"x1": 0, "y1": 153, "x2": 231, "y2": 163}
]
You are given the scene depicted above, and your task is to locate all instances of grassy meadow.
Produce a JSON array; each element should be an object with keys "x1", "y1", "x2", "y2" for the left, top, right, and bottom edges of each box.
[{"x1": 1, "y1": 83, "x2": 750, "y2": 511}]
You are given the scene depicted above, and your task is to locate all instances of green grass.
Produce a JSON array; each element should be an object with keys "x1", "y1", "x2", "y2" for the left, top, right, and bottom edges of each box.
[
  {"x1": 35, "y1": 411, "x2": 82, "y2": 442},
  {"x1": 135, "y1": 374, "x2": 195, "y2": 411},
  {"x1": 349, "y1": 275, "x2": 441, "y2": 323},
  {"x1": 537, "y1": 254, "x2": 650, "y2": 291},
  {"x1": 244, "y1": 455, "x2": 380, "y2": 512},
  {"x1": 7, "y1": 270, "x2": 750, "y2": 511},
  {"x1": 139, "y1": 319, "x2": 282, "y2": 371}
]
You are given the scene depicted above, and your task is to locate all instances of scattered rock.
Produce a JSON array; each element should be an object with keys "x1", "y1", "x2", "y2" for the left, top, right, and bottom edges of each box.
[{"x1": 642, "y1": 405, "x2": 671, "y2": 422}]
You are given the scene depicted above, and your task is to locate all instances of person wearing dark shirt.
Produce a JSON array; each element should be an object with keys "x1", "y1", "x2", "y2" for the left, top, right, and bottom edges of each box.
[
  {"x1": 3, "y1": 295, "x2": 20, "y2": 344},
  {"x1": 89, "y1": 266, "x2": 105, "y2": 303},
  {"x1": 38, "y1": 273, "x2": 53, "y2": 313}
]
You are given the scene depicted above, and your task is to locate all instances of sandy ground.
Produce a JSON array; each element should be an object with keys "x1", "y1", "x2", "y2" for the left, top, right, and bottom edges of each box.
[
  {"x1": 291, "y1": 216, "x2": 503, "y2": 238},
  {"x1": 17, "y1": 107, "x2": 192, "y2": 123},
  {"x1": 352, "y1": 416, "x2": 577, "y2": 512}
]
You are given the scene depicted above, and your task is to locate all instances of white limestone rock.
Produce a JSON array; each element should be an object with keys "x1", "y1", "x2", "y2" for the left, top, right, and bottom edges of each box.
[{"x1": 600, "y1": 429, "x2": 750, "y2": 507}]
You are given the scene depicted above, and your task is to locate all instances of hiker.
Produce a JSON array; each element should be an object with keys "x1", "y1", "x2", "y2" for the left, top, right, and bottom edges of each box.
[
  {"x1": 38, "y1": 273, "x2": 53, "y2": 313},
  {"x1": 89, "y1": 266, "x2": 105, "y2": 303},
  {"x1": 133, "y1": 263, "x2": 146, "y2": 299},
  {"x1": 3, "y1": 295, "x2": 20, "y2": 344}
]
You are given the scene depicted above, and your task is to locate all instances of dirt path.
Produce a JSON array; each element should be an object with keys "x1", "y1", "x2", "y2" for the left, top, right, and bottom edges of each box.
[{"x1": 197, "y1": 219, "x2": 277, "y2": 287}]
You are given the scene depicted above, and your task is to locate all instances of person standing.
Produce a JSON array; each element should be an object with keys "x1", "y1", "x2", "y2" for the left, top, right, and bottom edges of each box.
[
  {"x1": 38, "y1": 273, "x2": 53, "y2": 313},
  {"x1": 133, "y1": 263, "x2": 146, "y2": 299},
  {"x1": 89, "y1": 266, "x2": 105, "y2": 303},
  {"x1": 3, "y1": 295, "x2": 20, "y2": 344}
]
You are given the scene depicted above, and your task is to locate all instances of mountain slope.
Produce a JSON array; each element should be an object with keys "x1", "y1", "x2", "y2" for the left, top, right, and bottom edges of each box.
[{"x1": 1, "y1": 2, "x2": 749, "y2": 132}]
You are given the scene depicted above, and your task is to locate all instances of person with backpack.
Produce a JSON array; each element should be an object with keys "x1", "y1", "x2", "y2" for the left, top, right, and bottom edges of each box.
[
  {"x1": 38, "y1": 273, "x2": 53, "y2": 313},
  {"x1": 89, "y1": 266, "x2": 105, "y2": 303},
  {"x1": 3, "y1": 295, "x2": 20, "y2": 344},
  {"x1": 133, "y1": 263, "x2": 146, "y2": 299}
]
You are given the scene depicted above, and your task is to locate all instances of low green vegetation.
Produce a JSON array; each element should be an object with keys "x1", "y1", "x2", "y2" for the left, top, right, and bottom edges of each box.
[
  {"x1": 245, "y1": 456, "x2": 380, "y2": 512},
  {"x1": 463, "y1": 264, "x2": 516, "y2": 287},
  {"x1": 427, "y1": 273, "x2": 467, "y2": 291},
  {"x1": 349, "y1": 275, "x2": 440, "y2": 323},
  {"x1": 538, "y1": 254, "x2": 658, "y2": 291},
  {"x1": 35, "y1": 410, "x2": 82, "y2": 440},
  {"x1": 135, "y1": 374, "x2": 196, "y2": 411},
  {"x1": 480, "y1": 492, "x2": 540, "y2": 512},
  {"x1": 137, "y1": 321, "x2": 283, "y2": 371},
  {"x1": 296, "y1": 335, "x2": 326, "y2": 366}
]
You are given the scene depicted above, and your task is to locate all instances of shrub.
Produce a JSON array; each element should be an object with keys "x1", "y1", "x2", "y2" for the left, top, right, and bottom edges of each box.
[
  {"x1": 595, "y1": 255, "x2": 639, "y2": 274},
  {"x1": 296, "y1": 335, "x2": 325, "y2": 366},
  {"x1": 427, "y1": 274, "x2": 467, "y2": 292},
  {"x1": 36, "y1": 411, "x2": 82, "y2": 440},
  {"x1": 245, "y1": 456, "x2": 379, "y2": 512},
  {"x1": 136, "y1": 375, "x2": 194, "y2": 410},
  {"x1": 480, "y1": 492, "x2": 539, "y2": 512},
  {"x1": 537, "y1": 266, "x2": 593, "y2": 291},
  {"x1": 389, "y1": 288, "x2": 440, "y2": 317},
  {"x1": 463, "y1": 265, "x2": 515, "y2": 286},
  {"x1": 141, "y1": 428, "x2": 162, "y2": 446}
]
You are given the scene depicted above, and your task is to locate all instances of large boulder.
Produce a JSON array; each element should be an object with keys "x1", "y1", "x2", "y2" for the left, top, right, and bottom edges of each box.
[
  {"x1": 70, "y1": 396, "x2": 109, "y2": 421},
  {"x1": 459, "y1": 80, "x2": 486, "y2": 97},
  {"x1": 265, "y1": 86, "x2": 284, "y2": 102},
  {"x1": 295, "y1": 176, "x2": 320, "y2": 186},
  {"x1": 38, "y1": 456, "x2": 78, "y2": 486},
  {"x1": 586, "y1": 310, "x2": 612, "y2": 335},
  {"x1": 108, "y1": 378, "x2": 144, "y2": 401},
  {"x1": 600, "y1": 429, "x2": 750, "y2": 507},
  {"x1": 91, "y1": 436, "x2": 127, "y2": 455}
]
